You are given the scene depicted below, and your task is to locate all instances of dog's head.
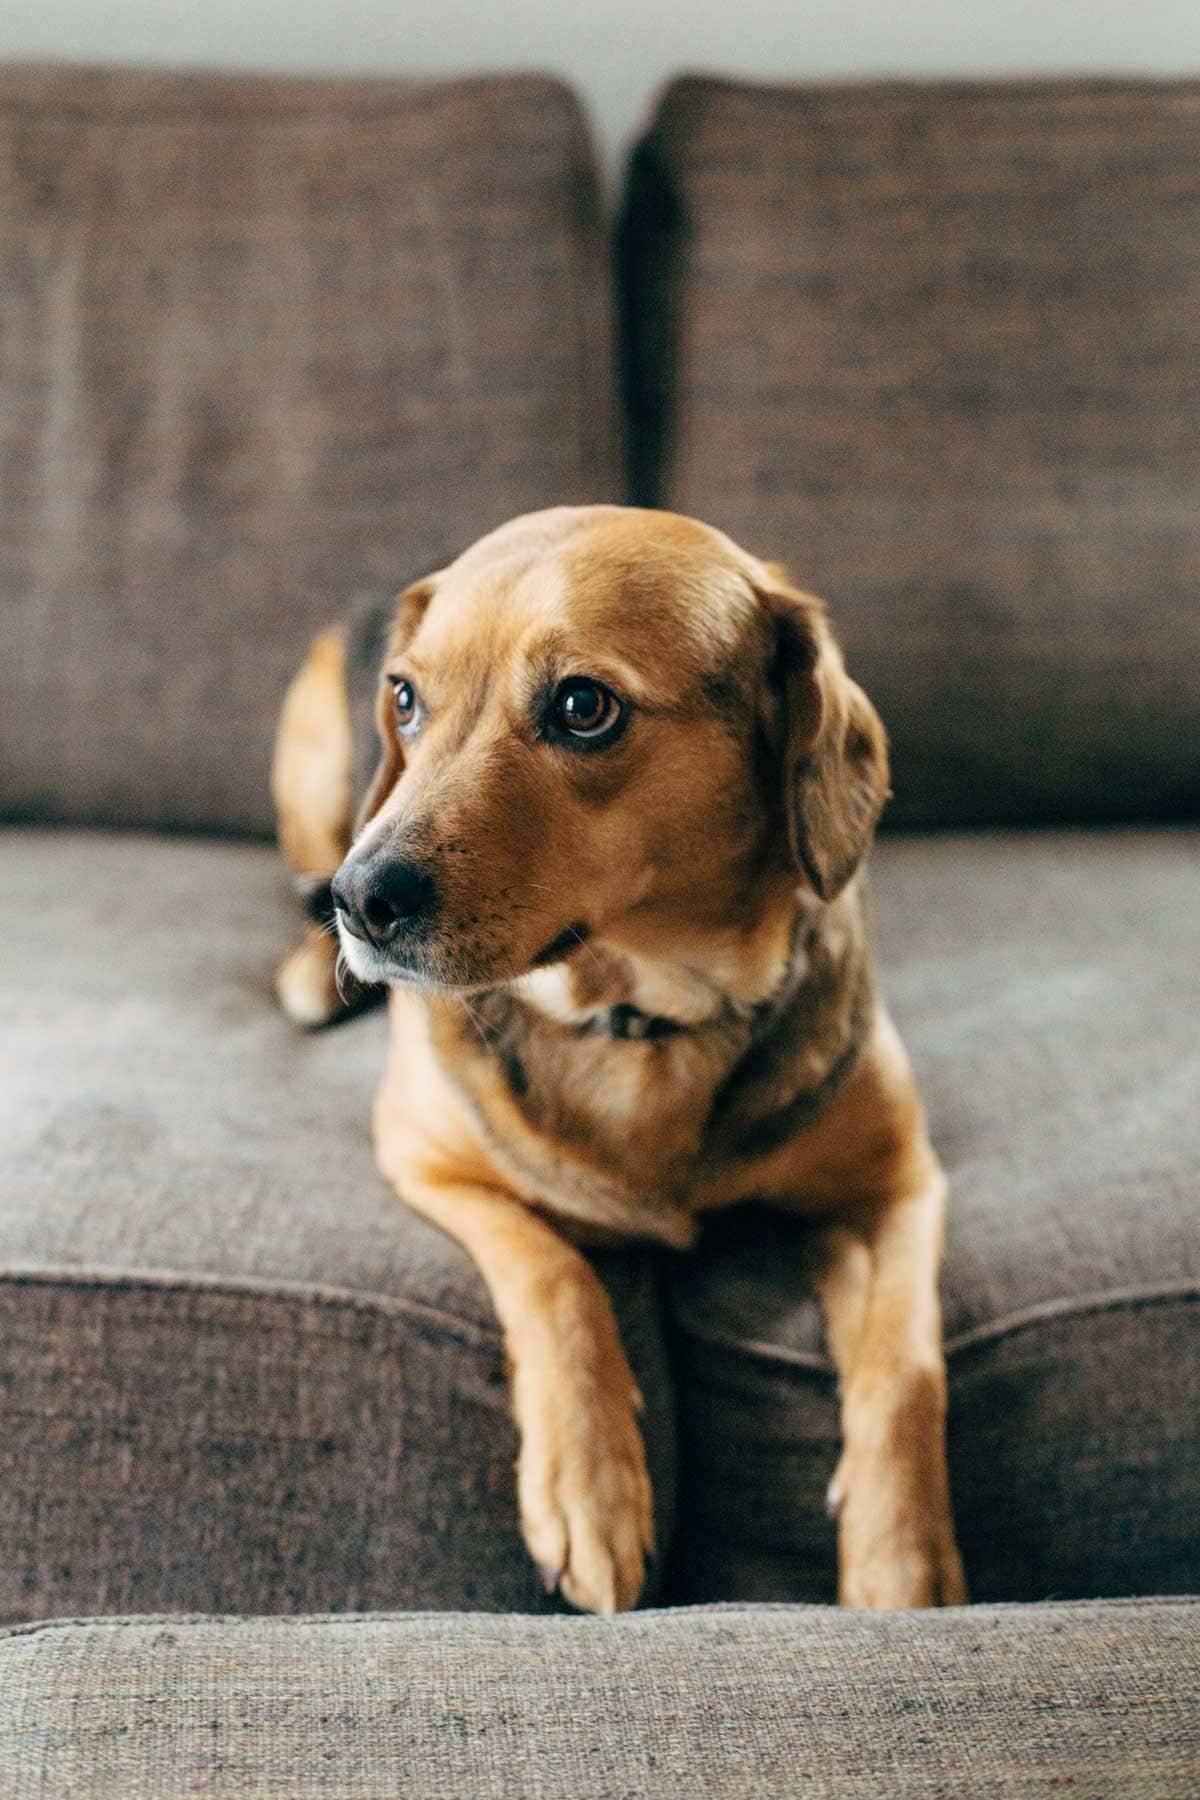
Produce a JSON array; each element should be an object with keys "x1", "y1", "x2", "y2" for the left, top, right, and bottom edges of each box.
[{"x1": 331, "y1": 506, "x2": 889, "y2": 995}]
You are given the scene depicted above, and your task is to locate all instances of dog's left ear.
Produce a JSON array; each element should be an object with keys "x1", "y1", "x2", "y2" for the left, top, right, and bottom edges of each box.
[
  {"x1": 759, "y1": 573, "x2": 891, "y2": 902},
  {"x1": 353, "y1": 576, "x2": 437, "y2": 834}
]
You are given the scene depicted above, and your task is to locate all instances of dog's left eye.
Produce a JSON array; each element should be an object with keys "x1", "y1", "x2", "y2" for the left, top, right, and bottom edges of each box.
[
  {"x1": 549, "y1": 678, "x2": 624, "y2": 745},
  {"x1": 389, "y1": 676, "x2": 423, "y2": 734}
]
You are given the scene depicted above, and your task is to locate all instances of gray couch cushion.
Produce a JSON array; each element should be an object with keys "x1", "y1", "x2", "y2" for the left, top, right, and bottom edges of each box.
[
  {"x1": 2, "y1": 1600, "x2": 1197, "y2": 1798},
  {"x1": 667, "y1": 827, "x2": 1200, "y2": 1605},
  {"x1": 0, "y1": 62, "x2": 618, "y2": 835},
  {"x1": 620, "y1": 76, "x2": 1200, "y2": 828},
  {"x1": 0, "y1": 829, "x2": 673, "y2": 1622}
]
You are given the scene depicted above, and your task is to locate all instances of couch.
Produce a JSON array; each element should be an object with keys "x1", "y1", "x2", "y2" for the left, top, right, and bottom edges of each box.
[{"x1": 1, "y1": 62, "x2": 1197, "y2": 1796}]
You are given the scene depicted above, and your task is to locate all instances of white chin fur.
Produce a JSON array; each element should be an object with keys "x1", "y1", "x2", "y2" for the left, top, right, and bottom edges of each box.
[{"x1": 335, "y1": 923, "x2": 397, "y2": 987}]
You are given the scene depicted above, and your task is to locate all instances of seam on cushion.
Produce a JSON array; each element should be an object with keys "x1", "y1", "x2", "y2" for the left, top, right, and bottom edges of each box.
[
  {"x1": 0, "y1": 1605, "x2": 813, "y2": 1641},
  {"x1": 0, "y1": 69, "x2": 580, "y2": 125},
  {"x1": 3, "y1": 1595, "x2": 1196, "y2": 1642},
  {"x1": 660, "y1": 73, "x2": 1200, "y2": 115},
  {"x1": 0, "y1": 1264, "x2": 504, "y2": 1353},
  {"x1": 670, "y1": 1282, "x2": 1200, "y2": 1376},
  {"x1": 667, "y1": 1310, "x2": 834, "y2": 1375},
  {"x1": 944, "y1": 1282, "x2": 1200, "y2": 1359},
  {"x1": 0, "y1": 1605, "x2": 816, "y2": 1642}
]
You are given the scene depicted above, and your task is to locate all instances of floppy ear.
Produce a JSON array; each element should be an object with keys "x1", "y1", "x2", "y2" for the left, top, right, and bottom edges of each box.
[
  {"x1": 353, "y1": 576, "x2": 437, "y2": 834},
  {"x1": 761, "y1": 576, "x2": 890, "y2": 902}
]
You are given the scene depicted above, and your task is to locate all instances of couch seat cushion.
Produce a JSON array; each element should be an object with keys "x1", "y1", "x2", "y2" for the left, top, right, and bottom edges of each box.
[
  {"x1": 0, "y1": 828, "x2": 673, "y2": 1622},
  {"x1": 667, "y1": 827, "x2": 1200, "y2": 1604}
]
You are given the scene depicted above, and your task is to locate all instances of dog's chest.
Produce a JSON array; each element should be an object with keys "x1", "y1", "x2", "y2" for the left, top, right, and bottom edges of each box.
[
  {"x1": 423, "y1": 899, "x2": 871, "y2": 1243},
  {"x1": 473, "y1": 983, "x2": 740, "y2": 1180}
]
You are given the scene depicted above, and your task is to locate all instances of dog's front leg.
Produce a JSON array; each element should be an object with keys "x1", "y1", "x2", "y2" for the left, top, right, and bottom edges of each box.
[
  {"x1": 394, "y1": 1171, "x2": 653, "y2": 1614},
  {"x1": 813, "y1": 1162, "x2": 966, "y2": 1609}
]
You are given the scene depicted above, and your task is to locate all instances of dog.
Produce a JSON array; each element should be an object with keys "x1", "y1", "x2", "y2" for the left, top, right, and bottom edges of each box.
[{"x1": 271, "y1": 505, "x2": 966, "y2": 1615}]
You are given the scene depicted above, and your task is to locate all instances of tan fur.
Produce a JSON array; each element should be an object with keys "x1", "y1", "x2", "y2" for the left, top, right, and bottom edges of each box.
[
  {"x1": 271, "y1": 627, "x2": 352, "y2": 1026},
  {"x1": 272, "y1": 505, "x2": 965, "y2": 1613},
  {"x1": 271, "y1": 626, "x2": 353, "y2": 884}
]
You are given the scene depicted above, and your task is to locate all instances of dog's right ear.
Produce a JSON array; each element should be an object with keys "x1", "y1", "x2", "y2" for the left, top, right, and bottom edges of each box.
[{"x1": 353, "y1": 576, "x2": 437, "y2": 833}]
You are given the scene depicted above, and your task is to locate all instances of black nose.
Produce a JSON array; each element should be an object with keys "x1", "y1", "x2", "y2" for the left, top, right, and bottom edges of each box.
[{"x1": 331, "y1": 857, "x2": 437, "y2": 949}]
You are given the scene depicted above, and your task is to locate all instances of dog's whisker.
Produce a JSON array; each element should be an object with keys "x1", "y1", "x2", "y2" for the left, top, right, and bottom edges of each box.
[{"x1": 333, "y1": 951, "x2": 353, "y2": 1005}]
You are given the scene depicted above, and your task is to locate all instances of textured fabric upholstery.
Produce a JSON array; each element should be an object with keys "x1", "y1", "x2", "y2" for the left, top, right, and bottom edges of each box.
[
  {"x1": 2, "y1": 1600, "x2": 1197, "y2": 1798},
  {"x1": 0, "y1": 830, "x2": 674, "y2": 1623},
  {"x1": 667, "y1": 827, "x2": 1200, "y2": 1605},
  {"x1": 0, "y1": 62, "x2": 618, "y2": 834},
  {"x1": 620, "y1": 76, "x2": 1200, "y2": 828}
]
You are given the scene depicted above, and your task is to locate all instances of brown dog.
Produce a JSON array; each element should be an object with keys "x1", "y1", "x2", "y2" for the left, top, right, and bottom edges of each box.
[{"x1": 271, "y1": 505, "x2": 965, "y2": 1614}]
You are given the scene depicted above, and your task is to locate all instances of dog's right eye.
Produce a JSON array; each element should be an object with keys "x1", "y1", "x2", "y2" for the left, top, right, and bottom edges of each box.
[
  {"x1": 389, "y1": 676, "x2": 422, "y2": 734},
  {"x1": 544, "y1": 678, "x2": 626, "y2": 749}
]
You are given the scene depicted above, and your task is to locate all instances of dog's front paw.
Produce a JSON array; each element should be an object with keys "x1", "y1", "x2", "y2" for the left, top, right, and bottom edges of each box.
[
  {"x1": 514, "y1": 1375, "x2": 653, "y2": 1615},
  {"x1": 830, "y1": 1450, "x2": 966, "y2": 1609}
]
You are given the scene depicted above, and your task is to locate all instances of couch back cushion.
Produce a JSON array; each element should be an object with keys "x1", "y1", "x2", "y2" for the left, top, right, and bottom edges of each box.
[
  {"x1": 621, "y1": 77, "x2": 1200, "y2": 828},
  {"x1": 0, "y1": 63, "x2": 618, "y2": 834}
]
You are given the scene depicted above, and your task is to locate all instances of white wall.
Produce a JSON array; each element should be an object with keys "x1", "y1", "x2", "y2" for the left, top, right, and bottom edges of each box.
[{"x1": 6, "y1": 0, "x2": 1200, "y2": 182}]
